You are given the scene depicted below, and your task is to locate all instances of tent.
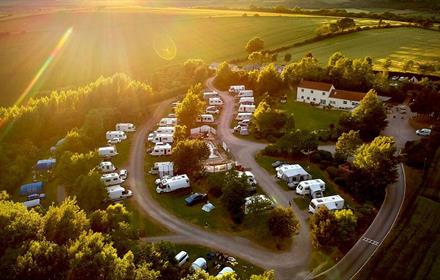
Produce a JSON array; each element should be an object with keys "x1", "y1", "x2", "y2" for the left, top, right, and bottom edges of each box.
[
  {"x1": 36, "y1": 159, "x2": 56, "y2": 170},
  {"x1": 20, "y1": 182, "x2": 43, "y2": 196}
]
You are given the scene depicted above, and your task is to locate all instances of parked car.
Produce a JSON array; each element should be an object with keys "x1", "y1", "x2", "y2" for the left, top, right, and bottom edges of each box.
[
  {"x1": 272, "y1": 161, "x2": 286, "y2": 168},
  {"x1": 185, "y1": 193, "x2": 208, "y2": 206},
  {"x1": 107, "y1": 137, "x2": 121, "y2": 145},
  {"x1": 119, "y1": 169, "x2": 128, "y2": 180},
  {"x1": 416, "y1": 128, "x2": 431, "y2": 136}
]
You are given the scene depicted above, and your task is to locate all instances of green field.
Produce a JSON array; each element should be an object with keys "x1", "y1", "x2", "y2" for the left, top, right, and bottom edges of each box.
[{"x1": 277, "y1": 28, "x2": 440, "y2": 74}]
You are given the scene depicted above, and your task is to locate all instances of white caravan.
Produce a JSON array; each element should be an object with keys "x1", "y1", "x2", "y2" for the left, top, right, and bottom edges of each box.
[
  {"x1": 209, "y1": 97, "x2": 224, "y2": 106},
  {"x1": 98, "y1": 161, "x2": 116, "y2": 173},
  {"x1": 238, "y1": 90, "x2": 254, "y2": 98},
  {"x1": 106, "y1": 185, "x2": 133, "y2": 201},
  {"x1": 98, "y1": 146, "x2": 118, "y2": 158},
  {"x1": 244, "y1": 195, "x2": 274, "y2": 214},
  {"x1": 276, "y1": 164, "x2": 311, "y2": 188},
  {"x1": 206, "y1": 106, "x2": 220, "y2": 114},
  {"x1": 175, "y1": 251, "x2": 189, "y2": 267},
  {"x1": 150, "y1": 133, "x2": 174, "y2": 144},
  {"x1": 150, "y1": 143, "x2": 172, "y2": 156},
  {"x1": 148, "y1": 127, "x2": 175, "y2": 141},
  {"x1": 309, "y1": 195, "x2": 344, "y2": 213},
  {"x1": 216, "y1": 267, "x2": 235, "y2": 278},
  {"x1": 203, "y1": 91, "x2": 219, "y2": 100},
  {"x1": 237, "y1": 171, "x2": 257, "y2": 186},
  {"x1": 149, "y1": 161, "x2": 174, "y2": 178},
  {"x1": 197, "y1": 114, "x2": 215, "y2": 123},
  {"x1": 100, "y1": 172, "x2": 124, "y2": 186},
  {"x1": 23, "y1": 199, "x2": 41, "y2": 209},
  {"x1": 235, "y1": 113, "x2": 253, "y2": 121},
  {"x1": 158, "y1": 118, "x2": 177, "y2": 127},
  {"x1": 239, "y1": 97, "x2": 255, "y2": 104},
  {"x1": 106, "y1": 131, "x2": 127, "y2": 141},
  {"x1": 295, "y1": 179, "x2": 326, "y2": 198},
  {"x1": 229, "y1": 85, "x2": 245, "y2": 94},
  {"x1": 115, "y1": 123, "x2": 136, "y2": 132},
  {"x1": 156, "y1": 174, "x2": 190, "y2": 193},
  {"x1": 191, "y1": 257, "x2": 207, "y2": 271},
  {"x1": 238, "y1": 104, "x2": 256, "y2": 113}
]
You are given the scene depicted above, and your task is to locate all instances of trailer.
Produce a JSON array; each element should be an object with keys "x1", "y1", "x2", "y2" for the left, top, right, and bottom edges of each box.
[
  {"x1": 238, "y1": 90, "x2": 253, "y2": 98},
  {"x1": 150, "y1": 143, "x2": 172, "y2": 156},
  {"x1": 100, "y1": 172, "x2": 124, "y2": 186},
  {"x1": 295, "y1": 179, "x2": 326, "y2": 197},
  {"x1": 158, "y1": 118, "x2": 177, "y2": 127},
  {"x1": 98, "y1": 161, "x2": 116, "y2": 173},
  {"x1": 156, "y1": 174, "x2": 190, "y2": 193},
  {"x1": 106, "y1": 185, "x2": 133, "y2": 201},
  {"x1": 150, "y1": 133, "x2": 174, "y2": 144},
  {"x1": 116, "y1": 123, "x2": 136, "y2": 132},
  {"x1": 98, "y1": 146, "x2": 118, "y2": 158},
  {"x1": 235, "y1": 113, "x2": 253, "y2": 121},
  {"x1": 309, "y1": 195, "x2": 344, "y2": 213},
  {"x1": 238, "y1": 104, "x2": 255, "y2": 113},
  {"x1": 106, "y1": 131, "x2": 127, "y2": 141},
  {"x1": 208, "y1": 97, "x2": 224, "y2": 106},
  {"x1": 229, "y1": 85, "x2": 245, "y2": 94},
  {"x1": 149, "y1": 161, "x2": 174, "y2": 178},
  {"x1": 23, "y1": 199, "x2": 41, "y2": 209},
  {"x1": 276, "y1": 164, "x2": 311, "y2": 188},
  {"x1": 239, "y1": 97, "x2": 255, "y2": 104},
  {"x1": 196, "y1": 114, "x2": 215, "y2": 123},
  {"x1": 203, "y1": 91, "x2": 219, "y2": 100}
]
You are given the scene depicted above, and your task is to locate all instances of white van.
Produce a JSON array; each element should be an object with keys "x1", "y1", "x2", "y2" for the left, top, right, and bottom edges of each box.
[
  {"x1": 203, "y1": 91, "x2": 219, "y2": 100},
  {"x1": 100, "y1": 172, "x2": 124, "y2": 186},
  {"x1": 238, "y1": 104, "x2": 255, "y2": 113},
  {"x1": 235, "y1": 113, "x2": 253, "y2": 121},
  {"x1": 98, "y1": 146, "x2": 118, "y2": 158},
  {"x1": 115, "y1": 123, "x2": 136, "y2": 132},
  {"x1": 175, "y1": 251, "x2": 189, "y2": 267},
  {"x1": 197, "y1": 114, "x2": 215, "y2": 124},
  {"x1": 158, "y1": 118, "x2": 177, "y2": 127},
  {"x1": 156, "y1": 174, "x2": 190, "y2": 193},
  {"x1": 229, "y1": 85, "x2": 245, "y2": 94},
  {"x1": 98, "y1": 161, "x2": 116, "y2": 173},
  {"x1": 237, "y1": 171, "x2": 257, "y2": 186},
  {"x1": 296, "y1": 179, "x2": 325, "y2": 196},
  {"x1": 209, "y1": 97, "x2": 224, "y2": 106},
  {"x1": 238, "y1": 90, "x2": 253, "y2": 98},
  {"x1": 150, "y1": 133, "x2": 174, "y2": 144},
  {"x1": 239, "y1": 97, "x2": 254, "y2": 104},
  {"x1": 206, "y1": 106, "x2": 220, "y2": 114},
  {"x1": 106, "y1": 131, "x2": 127, "y2": 141},
  {"x1": 309, "y1": 195, "x2": 344, "y2": 213},
  {"x1": 106, "y1": 185, "x2": 133, "y2": 201},
  {"x1": 150, "y1": 143, "x2": 172, "y2": 156}
]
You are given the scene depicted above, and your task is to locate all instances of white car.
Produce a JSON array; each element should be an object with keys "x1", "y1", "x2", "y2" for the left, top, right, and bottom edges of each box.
[
  {"x1": 107, "y1": 138, "x2": 121, "y2": 145},
  {"x1": 119, "y1": 169, "x2": 128, "y2": 180},
  {"x1": 416, "y1": 128, "x2": 431, "y2": 136}
]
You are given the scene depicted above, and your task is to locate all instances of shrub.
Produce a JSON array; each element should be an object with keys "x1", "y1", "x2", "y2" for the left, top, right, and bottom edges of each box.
[
  {"x1": 267, "y1": 135, "x2": 278, "y2": 143},
  {"x1": 263, "y1": 144, "x2": 280, "y2": 156},
  {"x1": 326, "y1": 166, "x2": 340, "y2": 179},
  {"x1": 334, "y1": 177, "x2": 348, "y2": 188}
]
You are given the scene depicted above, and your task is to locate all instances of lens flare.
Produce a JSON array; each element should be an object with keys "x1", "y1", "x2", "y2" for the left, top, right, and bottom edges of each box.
[{"x1": 153, "y1": 34, "x2": 177, "y2": 61}]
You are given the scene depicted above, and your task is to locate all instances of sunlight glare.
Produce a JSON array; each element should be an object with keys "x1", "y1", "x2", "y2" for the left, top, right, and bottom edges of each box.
[{"x1": 153, "y1": 34, "x2": 177, "y2": 61}]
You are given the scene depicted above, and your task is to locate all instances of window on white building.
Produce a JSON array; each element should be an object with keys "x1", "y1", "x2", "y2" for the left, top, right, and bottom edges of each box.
[
  {"x1": 313, "y1": 98, "x2": 316, "y2": 101},
  {"x1": 322, "y1": 92, "x2": 325, "y2": 96},
  {"x1": 343, "y1": 100, "x2": 348, "y2": 104},
  {"x1": 301, "y1": 96, "x2": 304, "y2": 99},
  {"x1": 311, "y1": 90, "x2": 314, "y2": 93},
  {"x1": 330, "y1": 101, "x2": 335, "y2": 104},
  {"x1": 301, "y1": 89, "x2": 304, "y2": 92},
  {"x1": 306, "y1": 97, "x2": 310, "y2": 100}
]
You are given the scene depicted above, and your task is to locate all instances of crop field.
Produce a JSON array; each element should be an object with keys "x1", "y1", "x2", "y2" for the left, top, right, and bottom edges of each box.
[{"x1": 277, "y1": 27, "x2": 440, "y2": 74}]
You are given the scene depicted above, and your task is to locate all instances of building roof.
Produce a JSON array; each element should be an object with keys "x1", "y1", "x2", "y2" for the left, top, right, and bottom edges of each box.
[
  {"x1": 329, "y1": 89, "x2": 366, "y2": 102},
  {"x1": 298, "y1": 80, "x2": 333, "y2": 92}
]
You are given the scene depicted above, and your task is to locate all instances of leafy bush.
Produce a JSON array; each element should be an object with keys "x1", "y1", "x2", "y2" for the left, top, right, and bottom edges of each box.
[{"x1": 263, "y1": 144, "x2": 280, "y2": 156}]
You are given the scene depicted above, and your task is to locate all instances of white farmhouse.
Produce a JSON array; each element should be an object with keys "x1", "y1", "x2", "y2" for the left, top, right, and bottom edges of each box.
[{"x1": 296, "y1": 80, "x2": 366, "y2": 110}]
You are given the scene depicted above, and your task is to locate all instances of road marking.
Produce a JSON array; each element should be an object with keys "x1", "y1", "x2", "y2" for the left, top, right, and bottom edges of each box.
[{"x1": 362, "y1": 237, "x2": 380, "y2": 246}]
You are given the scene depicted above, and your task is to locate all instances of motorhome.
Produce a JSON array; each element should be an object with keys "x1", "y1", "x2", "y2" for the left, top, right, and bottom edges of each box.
[
  {"x1": 106, "y1": 131, "x2": 127, "y2": 141},
  {"x1": 197, "y1": 114, "x2": 215, "y2": 124},
  {"x1": 209, "y1": 97, "x2": 224, "y2": 106},
  {"x1": 100, "y1": 172, "x2": 124, "y2": 186},
  {"x1": 148, "y1": 127, "x2": 175, "y2": 141},
  {"x1": 239, "y1": 97, "x2": 254, "y2": 104},
  {"x1": 23, "y1": 199, "x2": 41, "y2": 209},
  {"x1": 115, "y1": 123, "x2": 136, "y2": 132},
  {"x1": 203, "y1": 91, "x2": 219, "y2": 100},
  {"x1": 295, "y1": 179, "x2": 326, "y2": 198},
  {"x1": 98, "y1": 161, "x2": 116, "y2": 173},
  {"x1": 238, "y1": 104, "x2": 255, "y2": 113},
  {"x1": 98, "y1": 146, "x2": 118, "y2": 158},
  {"x1": 149, "y1": 161, "x2": 174, "y2": 178},
  {"x1": 206, "y1": 106, "x2": 220, "y2": 114},
  {"x1": 237, "y1": 171, "x2": 257, "y2": 186},
  {"x1": 158, "y1": 118, "x2": 177, "y2": 127},
  {"x1": 229, "y1": 85, "x2": 245, "y2": 94},
  {"x1": 150, "y1": 143, "x2": 172, "y2": 156},
  {"x1": 244, "y1": 195, "x2": 274, "y2": 214},
  {"x1": 150, "y1": 133, "x2": 174, "y2": 144},
  {"x1": 106, "y1": 185, "x2": 133, "y2": 201},
  {"x1": 276, "y1": 164, "x2": 311, "y2": 188},
  {"x1": 309, "y1": 195, "x2": 344, "y2": 213},
  {"x1": 238, "y1": 90, "x2": 253, "y2": 98},
  {"x1": 156, "y1": 174, "x2": 190, "y2": 193},
  {"x1": 235, "y1": 113, "x2": 253, "y2": 121}
]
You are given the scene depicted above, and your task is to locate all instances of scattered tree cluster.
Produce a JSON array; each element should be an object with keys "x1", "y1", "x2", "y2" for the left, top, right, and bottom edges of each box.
[
  {"x1": 263, "y1": 129, "x2": 319, "y2": 157},
  {"x1": 175, "y1": 84, "x2": 206, "y2": 128}
]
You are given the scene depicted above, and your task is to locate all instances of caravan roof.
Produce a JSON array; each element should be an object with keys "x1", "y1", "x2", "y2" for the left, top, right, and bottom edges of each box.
[
  {"x1": 36, "y1": 159, "x2": 56, "y2": 170},
  {"x1": 277, "y1": 164, "x2": 309, "y2": 177},
  {"x1": 20, "y1": 182, "x2": 43, "y2": 196}
]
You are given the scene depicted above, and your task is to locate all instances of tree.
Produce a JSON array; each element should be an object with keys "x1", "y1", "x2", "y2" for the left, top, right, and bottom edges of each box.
[
  {"x1": 284, "y1": 53, "x2": 292, "y2": 63},
  {"x1": 256, "y1": 64, "x2": 284, "y2": 96},
  {"x1": 175, "y1": 85, "x2": 206, "y2": 128},
  {"x1": 173, "y1": 124, "x2": 189, "y2": 145},
  {"x1": 267, "y1": 206, "x2": 300, "y2": 238},
  {"x1": 220, "y1": 172, "x2": 250, "y2": 223},
  {"x1": 272, "y1": 129, "x2": 319, "y2": 156},
  {"x1": 383, "y1": 58, "x2": 392, "y2": 70},
  {"x1": 310, "y1": 207, "x2": 338, "y2": 248},
  {"x1": 334, "y1": 209, "x2": 357, "y2": 246},
  {"x1": 74, "y1": 171, "x2": 107, "y2": 211},
  {"x1": 250, "y1": 271, "x2": 275, "y2": 280},
  {"x1": 134, "y1": 262, "x2": 160, "y2": 280},
  {"x1": 245, "y1": 37, "x2": 264, "y2": 53},
  {"x1": 183, "y1": 59, "x2": 209, "y2": 82},
  {"x1": 252, "y1": 100, "x2": 292, "y2": 138},
  {"x1": 271, "y1": 53, "x2": 278, "y2": 62},
  {"x1": 43, "y1": 197, "x2": 90, "y2": 245},
  {"x1": 403, "y1": 60, "x2": 414, "y2": 72},
  {"x1": 214, "y1": 62, "x2": 236, "y2": 90},
  {"x1": 336, "y1": 17, "x2": 356, "y2": 30},
  {"x1": 281, "y1": 56, "x2": 325, "y2": 85},
  {"x1": 335, "y1": 130, "x2": 363, "y2": 160},
  {"x1": 172, "y1": 139, "x2": 209, "y2": 175},
  {"x1": 248, "y1": 51, "x2": 264, "y2": 64}
]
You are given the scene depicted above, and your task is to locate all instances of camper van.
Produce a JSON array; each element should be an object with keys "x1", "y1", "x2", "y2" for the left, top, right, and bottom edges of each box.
[
  {"x1": 309, "y1": 195, "x2": 344, "y2": 213},
  {"x1": 203, "y1": 91, "x2": 219, "y2": 100},
  {"x1": 239, "y1": 97, "x2": 254, "y2": 104},
  {"x1": 276, "y1": 164, "x2": 311, "y2": 188},
  {"x1": 197, "y1": 114, "x2": 215, "y2": 124},
  {"x1": 106, "y1": 131, "x2": 127, "y2": 141},
  {"x1": 115, "y1": 123, "x2": 136, "y2": 132},
  {"x1": 158, "y1": 118, "x2": 177, "y2": 127},
  {"x1": 238, "y1": 90, "x2": 254, "y2": 98},
  {"x1": 235, "y1": 113, "x2": 253, "y2": 121},
  {"x1": 150, "y1": 143, "x2": 172, "y2": 156},
  {"x1": 98, "y1": 161, "x2": 116, "y2": 173},
  {"x1": 206, "y1": 106, "x2": 220, "y2": 114},
  {"x1": 100, "y1": 172, "x2": 124, "y2": 186},
  {"x1": 229, "y1": 85, "x2": 245, "y2": 94},
  {"x1": 244, "y1": 195, "x2": 274, "y2": 214},
  {"x1": 237, "y1": 171, "x2": 257, "y2": 186},
  {"x1": 156, "y1": 174, "x2": 190, "y2": 193},
  {"x1": 209, "y1": 97, "x2": 224, "y2": 106},
  {"x1": 295, "y1": 179, "x2": 326, "y2": 197},
  {"x1": 149, "y1": 161, "x2": 174, "y2": 178},
  {"x1": 238, "y1": 104, "x2": 256, "y2": 113},
  {"x1": 98, "y1": 146, "x2": 118, "y2": 158},
  {"x1": 106, "y1": 185, "x2": 133, "y2": 201},
  {"x1": 150, "y1": 133, "x2": 174, "y2": 144}
]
